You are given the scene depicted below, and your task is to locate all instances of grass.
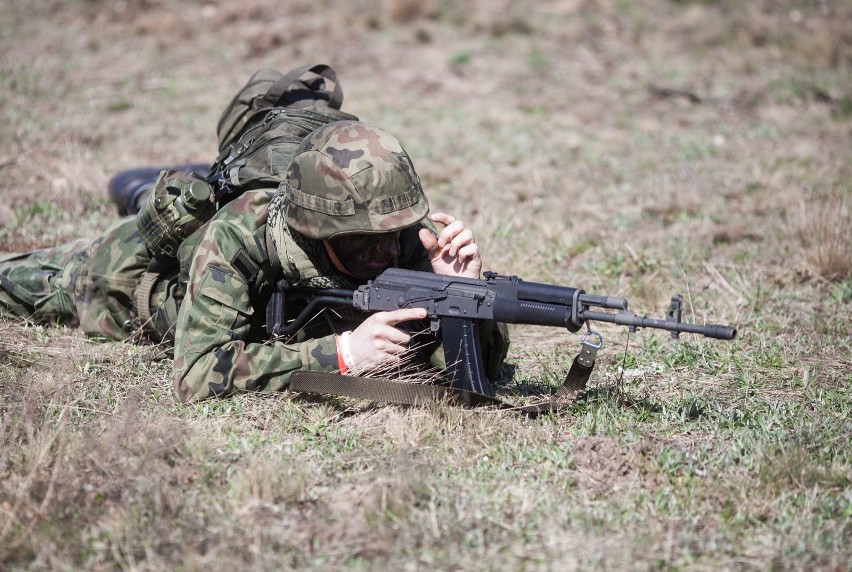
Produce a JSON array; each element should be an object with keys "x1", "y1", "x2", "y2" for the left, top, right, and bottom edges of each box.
[
  {"x1": 1, "y1": 321, "x2": 849, "y2": 569},
  {"x1": 795, "y1": 189, "x2": 852, "y2": 281},
  {"x1": 1, "y1": 0, "x2": 851, "y2": 569}
]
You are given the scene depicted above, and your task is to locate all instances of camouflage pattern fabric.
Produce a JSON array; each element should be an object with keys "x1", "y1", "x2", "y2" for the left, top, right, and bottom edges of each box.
[
  {"x1": 267, "y1": 189, "x2": 365, "y2": 290},
  {"x1": 0, "y1": 190, "x2": 508, "y2": 401},
  {"x1": 0, "y1": 240, "x2": 89, "y2": 324},
  {"x1": 173, "y1": 187, "x2": 508, "y2": 402},
  {"x1": 278, "y1": 120, "x2": 431, "y2": 241},
  {"x1": 211, "y1": 106, "x2": 359, "y2": 194},
  {"x1": 0, "y1": 217, "x2": 155, "y2": 340},
  {"x1": 147, "y1": 268, "x2": 184, "y2": 342},
  {"x1": 172, "y1": 189, "x2": 440, "y2": 401},
  {"x1": 216, "y1": 65, "x2": 345, "y2": 154},
  {"x1": 1, "y1": 122, "x2": 508, "y2": 402}
]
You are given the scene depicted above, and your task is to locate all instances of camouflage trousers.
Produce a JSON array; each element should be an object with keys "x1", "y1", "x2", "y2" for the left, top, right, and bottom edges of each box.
[{"x1": 0, "y1": 218, "x2": 180, "y2": 342}]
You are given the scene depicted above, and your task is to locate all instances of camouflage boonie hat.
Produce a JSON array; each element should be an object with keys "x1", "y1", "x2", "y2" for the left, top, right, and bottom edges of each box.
[{"x1": 281, "y1": 120, "x2": 429, "y2": 240}]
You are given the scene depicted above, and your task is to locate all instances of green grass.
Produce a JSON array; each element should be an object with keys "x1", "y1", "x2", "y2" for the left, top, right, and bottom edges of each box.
[{"x1": 1, "y1": 322, "x2": 849, "y2": 568}]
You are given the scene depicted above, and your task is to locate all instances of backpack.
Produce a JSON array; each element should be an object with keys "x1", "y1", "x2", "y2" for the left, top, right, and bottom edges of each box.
[
  {"x1": 216, "y1": 64, "x2": 344, "y2": 154},
  {"x1": 137, "y1": 65, "x2": 355, "y2": 265},
  {"x1": 209, "y1": 105, "x2": 358, "y2": 195}
]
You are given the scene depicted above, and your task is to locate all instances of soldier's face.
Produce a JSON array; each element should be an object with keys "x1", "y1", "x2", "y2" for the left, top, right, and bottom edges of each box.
[{"x1": 328, "y1": 230, "x2": 401, "y2": 280}]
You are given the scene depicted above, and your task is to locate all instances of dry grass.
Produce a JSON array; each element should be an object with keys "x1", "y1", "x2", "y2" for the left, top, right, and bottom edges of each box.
[
  {"x1": 1, "y1": 0, "x2": 851, "y2": 569},
  {"x1": 795, "y1": 189, "x2": 852, "y2": 281}
]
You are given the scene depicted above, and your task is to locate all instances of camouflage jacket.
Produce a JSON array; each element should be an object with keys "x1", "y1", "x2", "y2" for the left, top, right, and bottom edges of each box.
[{"x1": 171, "y1": 189, "x2": 434, "y2": 402}]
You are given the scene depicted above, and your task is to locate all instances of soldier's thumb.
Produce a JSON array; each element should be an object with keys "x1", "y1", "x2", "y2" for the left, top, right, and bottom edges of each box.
[{"x1": 418, "y1": 228, "x2": 439, "y2": 255}]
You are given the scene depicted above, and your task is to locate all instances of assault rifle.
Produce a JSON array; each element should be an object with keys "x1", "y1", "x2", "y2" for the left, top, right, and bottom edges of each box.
[{"x1": 266, "y1": 268, "x2": 736, "y2": 399}]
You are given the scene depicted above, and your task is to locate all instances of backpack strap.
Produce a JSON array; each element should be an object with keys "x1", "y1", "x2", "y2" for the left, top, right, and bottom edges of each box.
[
  {"x1": 216, "y1": 65, "x2": 345, "y2": 154},
  {"x1": 265, "y1": 64, "x2": 343, "y2": 110}
]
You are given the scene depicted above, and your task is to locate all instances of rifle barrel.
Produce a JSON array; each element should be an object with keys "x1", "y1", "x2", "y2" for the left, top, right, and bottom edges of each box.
[{"x1": 580, "y1": 310, "x2": 737, "y2": 340}]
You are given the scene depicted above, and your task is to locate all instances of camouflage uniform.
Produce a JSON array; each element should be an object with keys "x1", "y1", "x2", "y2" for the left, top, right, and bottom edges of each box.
[
  {"x1": 171, "y1": 189, "x2": 436, "y2": 401},
  {"x1": 0, "y1": 121, "x2": 509, "y2": 402},
  {"x1": 0, "y1": 217, "x2": 161, "y2": 340}
]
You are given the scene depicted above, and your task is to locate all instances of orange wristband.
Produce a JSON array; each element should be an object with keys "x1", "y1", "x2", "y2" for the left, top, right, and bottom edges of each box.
[{"x1": 335, "y1": 335, "x2": 348, "y2": 374}]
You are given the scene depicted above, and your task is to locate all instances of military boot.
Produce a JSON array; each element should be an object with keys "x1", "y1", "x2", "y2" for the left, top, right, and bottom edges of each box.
[{"x1": 108, "y1": 163, "x2": 210, "y2": 215}]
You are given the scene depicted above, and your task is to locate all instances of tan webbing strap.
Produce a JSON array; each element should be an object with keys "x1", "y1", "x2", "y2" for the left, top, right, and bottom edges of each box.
[
  {"x1": 290, "y1": 373, "x2": 505, "y2": 408},
  {"x1": 135, "y1": 271, "x2": 161, "y2": 330},
  {"x1": 290, "y1": 353, "x2": 595, "y2": 415},
  {"x1": 513, "y1": 356, "x2": 594, "y2": 414}
]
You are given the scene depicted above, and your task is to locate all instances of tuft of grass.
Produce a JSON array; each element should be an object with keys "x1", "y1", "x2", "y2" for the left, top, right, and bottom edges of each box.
[{"x1": 795, "y1": 190, "x2": 852, "y2": 281}]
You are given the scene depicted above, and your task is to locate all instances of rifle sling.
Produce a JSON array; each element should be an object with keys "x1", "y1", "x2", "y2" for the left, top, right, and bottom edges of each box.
[{"x1": 290, "y1": 354, "x2": 593, "y2": 415}]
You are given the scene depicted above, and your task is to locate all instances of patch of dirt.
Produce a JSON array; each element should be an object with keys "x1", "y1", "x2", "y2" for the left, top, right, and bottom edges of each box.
[
  {"x1": 569, "y1": 436, "x2": 637, "y2": 492},
  {"x1": 232, "y1": 480, "x2": 401, "y2": 559},
  {"x1": 228, "y1": 480, "x2": 393, "y2": 559},
  {"x1": 307, "y1": 479, "x2": 404, "y2": 558}
]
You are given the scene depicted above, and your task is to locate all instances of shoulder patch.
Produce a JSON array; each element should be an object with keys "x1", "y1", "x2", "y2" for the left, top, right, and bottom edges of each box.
[{"x1": 231, "y1": 249, "x2": 261, "y2": 284}]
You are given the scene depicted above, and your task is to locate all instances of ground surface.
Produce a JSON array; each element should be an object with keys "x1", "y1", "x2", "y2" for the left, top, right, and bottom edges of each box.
[{"x1": 0, "y1": 0, "x2": 850, "y2": 570}]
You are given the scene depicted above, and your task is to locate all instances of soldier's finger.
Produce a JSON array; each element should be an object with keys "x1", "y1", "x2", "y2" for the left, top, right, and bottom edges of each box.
[
  {"x1": 448, "y1": 229, "x2": 475, "y2": 257},
  {"x1": 438, "y1": 220, "x2": 465, "y2": 248},
  {"x1": 381, "y1": 325, "x2": 412, "y2": 346},
  {"x1": 379, "y1": 339, "x2": 408, "y2": 355},
  {"x1": 429, "y1": 212, "x2": 456, "y2": 227},
  {"x1": 456, "y1": 243, "x2": 479, "y2": 262},
  {"x1": 381, "y1": 307, "x2": 428, "y2": 326}
]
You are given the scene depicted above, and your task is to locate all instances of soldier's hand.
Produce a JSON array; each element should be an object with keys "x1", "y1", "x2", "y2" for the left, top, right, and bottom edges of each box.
[
  {"x1": 419, "y1": 212, "x2": 482, "y2": 279},
  {"x1": 347, "y1": 308, "x2": 428, "y2": 370}
]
